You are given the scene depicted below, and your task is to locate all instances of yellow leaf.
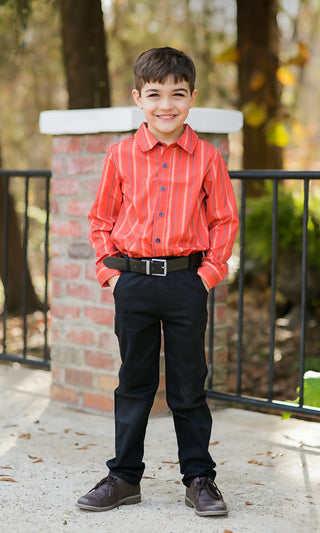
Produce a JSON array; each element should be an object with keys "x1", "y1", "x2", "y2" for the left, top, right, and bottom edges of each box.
[
  {"x1": 276, "y1": 67, "x2": 296, "y2": 86},
  {"x1": 246, "y1": 501, "x2": 254, "y2": 505},
  {"x1": 249, "y1": 71, "x2": 266, "y2": 91},
  {"x1": 0, "y1": 478, "x2": 16, "y2": 482},
  {"x1": 266, "y1": 121, "x2": 290, "y2": 147},
  {"x1": 33, "y1": 458, "x2": 44, "y2": 463},
  {"x1": 216, "y1": 46, "x2": 239, "y2": 64},
  {"x1": 28, "y1": 455, "x2": 37, "y2": 460},
  {"x1": 243, "y1": 102, "x2": 267, "y2": 127}
]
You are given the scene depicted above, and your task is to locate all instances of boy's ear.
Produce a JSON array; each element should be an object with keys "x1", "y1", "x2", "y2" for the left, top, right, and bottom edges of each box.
[
  {"x1": 132, "y1": 89, "x2": 143, "y2": 109},
  {"x1": 189, "y1": 89, "x2": 198, "y2": 108}
]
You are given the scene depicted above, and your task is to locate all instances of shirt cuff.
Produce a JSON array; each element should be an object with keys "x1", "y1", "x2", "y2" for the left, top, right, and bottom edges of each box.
[
  {"x1": 197, "y1": 262, "x2": 228, "y2": 290},
  {"x1": 96, "y1": 262, "x2": 121, "y2": 287}
]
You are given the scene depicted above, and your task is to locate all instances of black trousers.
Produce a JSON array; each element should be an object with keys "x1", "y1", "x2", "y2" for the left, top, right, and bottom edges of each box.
[{"x1": 106, "y1": 267, "x2": 216, "y2": 486}]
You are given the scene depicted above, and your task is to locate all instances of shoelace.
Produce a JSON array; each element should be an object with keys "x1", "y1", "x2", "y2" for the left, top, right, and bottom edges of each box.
[
  {"x1": 196, "y1": 478, "x2": 223, "y2": 500},
  {"x1": 88, "y1": 474, "x2": 119, "y2": 505}
]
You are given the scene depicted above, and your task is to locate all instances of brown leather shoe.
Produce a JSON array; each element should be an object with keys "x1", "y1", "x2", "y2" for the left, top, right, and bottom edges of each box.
[
  {"x1": 185, "y1": 477, "x2": 228, "y2": 516},
  {"x1": 77, "y1": 474, "x2": 141, "y2": 511}
]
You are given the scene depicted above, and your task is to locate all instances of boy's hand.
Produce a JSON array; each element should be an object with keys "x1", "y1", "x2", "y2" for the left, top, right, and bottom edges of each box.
[
  {"x1": 109, "y1": 275, "x2": 120, "y2": 293},
  {"x1": 201, "y1": 279, "x2": 210, "y2": 292}
]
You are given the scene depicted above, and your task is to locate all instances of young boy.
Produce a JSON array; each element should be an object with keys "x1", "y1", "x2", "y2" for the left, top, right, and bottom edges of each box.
[{"x1": 77, "y1": 47, "x2": 239, "y2": 517}]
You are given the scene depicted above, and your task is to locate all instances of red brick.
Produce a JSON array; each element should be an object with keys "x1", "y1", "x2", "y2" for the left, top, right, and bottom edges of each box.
[
  {"x1": 85, "y1": 264, "x2": 97, "y2": 281},
  {"x1": 50, "y1": 261, "x2": 81, "y2": 279},
  {"x1": 51, "y1": 220, "x2": 82, "y2": 238},
  {"x1": 98, "y1": 330, "x2": 119, "y2": 352},
  {"x1": 83, "y1": 392, "x2": 114, "y2": 412},
  {"x1": 51, "y1": 302, "x2": 80, "y2": 319},
  {"x1": 214, "y1": 348, "x2": 228, "y2": 365},
  {"x1": 66, "y1": 282, "x2": 96, "y2": 300},
  {"x1": 65, "y1": 368, "x2": 93, "y2": 388},
  {"x1": 51, "y1": 177, "x2": 81, "y2": 196},
  {"x1": 53, "y1": 136, "x2": 82, "y2": 154},
  {"x1": 85, "y1": 350, "x2": 115, "y2": 370},
  {"x1": 51, "y1": 384, "x2": 79, "y2": 405},
  {"x1": 51, "y1": 324, "x2": 60, "y2": 340},
  {"x1": 215, "y1": 304, "x2": 227, "y2": 324},
  {"x1": 216, "y1": 137, "x2": 229, "y2": 155},
  {"x1": 52, "y1": 156, "x2": 64, "y2": 175},
  {"x1": 51, "y1": 199, "x2": 60, "y2": 215},
  {"x1": 86, "y1": 178, "x2": 101, "y2": 196},
  {"x1": 66, "y1": 329, "x2": 95, "y2": 345},
  {"x1": 214, "y1": 283, "x2": 228, "y2": 302},
  {"x1": 66, "y1": 199, "x2": 93, "y2": 217},
  {"x1": 52, "y1": 279, "x2": 61, "y2": 297},
  {"x1": 66, "y1": 156, "x2": 98, "y2": 176},
  {"x1": 100, "y1": 288, "x2": 114, "y2": 304},
  {"x1": 84, "y1": 306, "x2": 114, "y2": 325},
  {"x1": 51, "y1": 364, "x2": 62, "y2": 382},
  {"x1": 86, "y1": 134, "x2": 118, "y2": 153}
]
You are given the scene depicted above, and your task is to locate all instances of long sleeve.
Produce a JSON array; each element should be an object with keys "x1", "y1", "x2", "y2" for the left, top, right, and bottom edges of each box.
[
  {"x1": 197, "y1": 151, "x2": 239, "y2": 290},
  {"x1": 88, "y1": 148, "x2": 122, "y2": 286}
]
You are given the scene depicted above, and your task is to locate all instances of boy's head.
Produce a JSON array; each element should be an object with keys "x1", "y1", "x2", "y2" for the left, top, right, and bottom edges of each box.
[{"x1": 133, "y1": 47, "x2": 196, "y2": 95}]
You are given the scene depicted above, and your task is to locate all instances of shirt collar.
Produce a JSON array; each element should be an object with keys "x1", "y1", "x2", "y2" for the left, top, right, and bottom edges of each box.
[{"x1": 134, "y1": 122, "x2": 198, "y2": 154}]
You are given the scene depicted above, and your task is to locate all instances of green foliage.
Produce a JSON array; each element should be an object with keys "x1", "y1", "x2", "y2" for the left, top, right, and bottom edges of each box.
[
  {"x1": 282, "y1": 372, "x2": 320, "y2": 418},
  {"x1": 245, "y1": 183, "x2": 320, "y2": 271}
]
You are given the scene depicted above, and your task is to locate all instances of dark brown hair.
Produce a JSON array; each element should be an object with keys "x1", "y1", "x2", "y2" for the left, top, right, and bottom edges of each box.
[{"x1": 133, "y1": 47, "x2": 196, "y2": 94}]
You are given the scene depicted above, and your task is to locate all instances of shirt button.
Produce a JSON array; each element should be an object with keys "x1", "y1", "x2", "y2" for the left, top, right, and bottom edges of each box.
[
  {"x1": 161, "y1": 186, "x2": 166, "y2": 191},
  {"x1": 155, "y1": 238, "x2": 161, "y2": 243},
  {"x1": 159, "y1": 212, "x2": 164, "y2": 217},
  {"x1": 162, "y1": 163, "x2": 168, "y2": 168}
]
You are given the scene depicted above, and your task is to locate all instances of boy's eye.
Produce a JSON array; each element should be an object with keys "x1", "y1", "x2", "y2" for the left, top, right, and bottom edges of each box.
[
  {"x1": 174, "y1": 93, "x2": 186, "y2": 97},
  {"x1": 147, "y1": 93, "x2": 160, "y2": 98}
]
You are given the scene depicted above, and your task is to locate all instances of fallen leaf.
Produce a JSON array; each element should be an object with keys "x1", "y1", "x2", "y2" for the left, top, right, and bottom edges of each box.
[
  {"x1": 142, "y1": 476, "x2": 155, "y2": 479},
  {"x1": 306, "y1": 495, "x2": 313, "y2": 499},
  {"x1": 77, "y1": 444, "x2": 96, "y2": 450},
  {"x1": 175, "y1": 481, "x2": 181, "y2": 484},
  {"x1": 75, "y1": 432, "x2": 88, "y2": 436},
  {"x1": 210, "y1": 441, "x2": 219, "y2": 446},
  {"x1": 64, "y1": 429, "x2": 71, "y2": 434},
  {"x1": 248, "y1": 459, "x2": 258, "y2": 464},
  {"x1": 253, "y1": 482, "x2": 264, "y2": 485},
  {"x1": 265, "y1": 464, "x2": 275, "y2": 468},
  {"x1": 1, "y1": 466, "x2": 13, "y2": 470},
  {"x1": 267, "y1": 452, "x2": 277, "y2": 458},
  {"x1": 28, "y1": 455, "x2": 37, "y2": 460},
  {"x1": 256, "y1": 452, "x2": 264, "y2": 456},
  {"x1": 33, "y1": 458, "x2": 44, "y2": 463},
  {"x1": 19, "y1": 433, "x2": 31, "y2": 440},
  {"x1": 3, "y1": 424, "x2": 18, "y2": 429},
  {"x1": 0, "y1": 478, "x2": 16, "y2": 482},
  {"x1": 224, "y1": 530, "x2": 234, "y2": 533},
  {"x1": 302, "y1": 462, "x2": 307, "y2": 467},
  {"x1": 161, "y1": 460, "x2": 179, "y2": 464},
  {"x1": 246, "y1": 501, "x2": 254, "y2": 505}
]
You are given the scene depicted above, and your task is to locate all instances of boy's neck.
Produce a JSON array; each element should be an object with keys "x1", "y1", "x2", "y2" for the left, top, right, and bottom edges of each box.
[{"x1": 146, "y1": 123, "x2": 185, "y2": 145}]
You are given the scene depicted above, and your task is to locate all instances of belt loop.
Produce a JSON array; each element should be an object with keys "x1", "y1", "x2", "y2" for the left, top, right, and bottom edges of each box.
[{"x1": 126, "y1": 256, "x2": 131, "y2": 272}]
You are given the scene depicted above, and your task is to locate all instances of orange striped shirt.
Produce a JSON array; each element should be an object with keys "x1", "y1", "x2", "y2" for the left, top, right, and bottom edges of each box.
[{"x1": 88, "y1": 122, "x2": 239, "y2": 289}]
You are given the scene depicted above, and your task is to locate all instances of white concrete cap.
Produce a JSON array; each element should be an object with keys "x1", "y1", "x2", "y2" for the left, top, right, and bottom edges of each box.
[{"x1": 39, "y1": 106, "x2": 243, "y2": 135}]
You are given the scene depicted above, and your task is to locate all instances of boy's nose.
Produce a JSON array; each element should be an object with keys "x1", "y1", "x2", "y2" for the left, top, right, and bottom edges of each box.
[{"x1": 159, "y1": 98, "x2": 173, "y2": 110}]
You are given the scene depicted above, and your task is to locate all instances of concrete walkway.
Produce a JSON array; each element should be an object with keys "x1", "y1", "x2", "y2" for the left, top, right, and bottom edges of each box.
[{"x1": 0, "y1": 363, "x2": 319, "y2": 533}]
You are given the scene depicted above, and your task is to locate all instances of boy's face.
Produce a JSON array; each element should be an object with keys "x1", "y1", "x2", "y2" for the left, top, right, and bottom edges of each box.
[{"x1": 132, "y1": 77, "x2": 198, "y2": 144}]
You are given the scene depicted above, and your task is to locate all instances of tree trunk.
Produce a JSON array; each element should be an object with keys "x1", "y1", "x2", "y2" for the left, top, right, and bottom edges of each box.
[
  {"x1": 0, "y1": 177, "x2": 43, "y2": 314},
  {"x1": 237, "y1": 0, "x2": 282, "y2": 190},
  {"x1": 59, "y1": 0, "x2": 111, "y2": 109}
]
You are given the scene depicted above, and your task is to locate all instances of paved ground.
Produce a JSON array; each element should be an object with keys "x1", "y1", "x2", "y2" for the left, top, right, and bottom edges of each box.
[{"x1": 0, "y1": 363, "x2": 319, "y2": 533}]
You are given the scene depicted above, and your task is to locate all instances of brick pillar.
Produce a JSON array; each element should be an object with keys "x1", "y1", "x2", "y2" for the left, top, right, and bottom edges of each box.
[{"x1": 40, "y1": 106, "x2": 243, "y2": 414}]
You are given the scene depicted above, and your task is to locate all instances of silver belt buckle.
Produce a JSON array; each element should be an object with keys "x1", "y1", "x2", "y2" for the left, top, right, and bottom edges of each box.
[{"x1": 152, "y1": 258, "x2": 167, "y2": 276}]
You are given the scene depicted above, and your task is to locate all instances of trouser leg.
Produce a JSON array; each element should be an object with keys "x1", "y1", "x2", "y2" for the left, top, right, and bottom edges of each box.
[
  {"x1": 107, "y1": 272, "x2": 161, "y2": 485},
  {"x1": 162, "y1": 268, "x2": 216, "y2": 486}
]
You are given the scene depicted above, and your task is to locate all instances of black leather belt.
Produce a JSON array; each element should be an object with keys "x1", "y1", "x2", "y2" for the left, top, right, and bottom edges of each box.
[{"x1": 103, "y1": 253, "x2": 202, "y2": 277}]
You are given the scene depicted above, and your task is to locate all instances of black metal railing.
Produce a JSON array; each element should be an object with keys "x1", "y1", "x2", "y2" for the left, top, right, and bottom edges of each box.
[
  {"x1": 207, "y1": 170, "x2": 320, "y2": 418},
  {"x1": 0, "y1": 170, "x2": 51, "y2": 369}
]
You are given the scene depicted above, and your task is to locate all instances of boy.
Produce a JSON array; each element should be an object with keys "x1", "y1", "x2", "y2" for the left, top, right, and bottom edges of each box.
[{"x1": 77, "y1": 47, "x2": 239, "y2": 517}]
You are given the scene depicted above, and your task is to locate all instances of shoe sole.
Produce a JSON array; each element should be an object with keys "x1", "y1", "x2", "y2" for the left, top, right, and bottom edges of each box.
[
  {"x1": 77, "y1": 493, "x2": 141, "y2": 511},
  {"x1": 185, "y1": 496, "x2": 228, "y2": 516}
]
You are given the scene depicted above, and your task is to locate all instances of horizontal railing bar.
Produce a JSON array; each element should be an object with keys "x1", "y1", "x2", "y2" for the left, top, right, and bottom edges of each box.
[
  {"x1": 206, "y1": 390, "x2": 320, "y2": 418},
  {"x1": 0, "y1": 170, "x2": 51, "y2": 177},
  {"x1": 229, "y1": 170, "x2": 320, "y2": 180},
  {"x1": 0, "y1": 352, "x2": 50, "y2": 369}
]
